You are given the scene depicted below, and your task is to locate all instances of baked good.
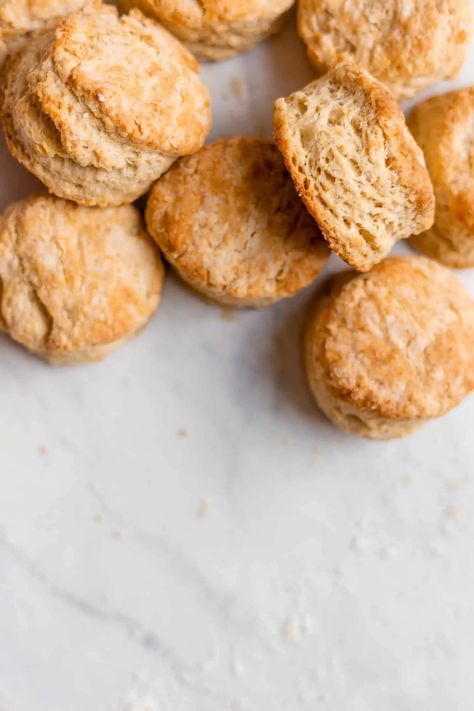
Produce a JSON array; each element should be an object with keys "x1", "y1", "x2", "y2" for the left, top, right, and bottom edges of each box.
[
  {"x1": 0, "y1": 0, "x2": 88, "y2": 63},
  {"x1": 298, "y1": 0, "x2": 472, "y2": 100},
  {"x1": 0, "y1": 1, "x2": 211, "y2": 207},
  {"x1": 409, "y1": 88, "x2": 474, "y2": 268},
  {"x1": 117, "y1": 0, "x2": 294, "y2": 61},
  {"x1": 0, "y1": 194, "x2": 164, "y2": 364},
  {"x1": 274, "y1": 64, "x2": 435, "y2": 272},
  {"x1": 304, "y1": 256, "x2": 474, "y2": 440},
  {"x1": 146, "y1": 137, "x2": 329, "y2": 307}
]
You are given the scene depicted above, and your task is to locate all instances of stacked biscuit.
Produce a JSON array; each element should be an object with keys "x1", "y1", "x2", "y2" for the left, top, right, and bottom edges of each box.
[{"x1": 1, "y1": 0, "x2": 474, "y2": 440}]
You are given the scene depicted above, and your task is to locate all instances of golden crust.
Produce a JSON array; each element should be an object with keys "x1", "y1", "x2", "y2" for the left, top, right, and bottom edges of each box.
[
  {"x1": 298, "y1": 0, "x2": 472, "y2": 101},
  {"x1": 274, "y1": 64, "x2": 435, "y2": 272},
  {"x1": 0, "y1": 194, "x2": 164, "y2": 364},
  {"x1": 146, "y1": 137, "x2": 329, "y2": 307},
  {"x1": 0, "y1": 0, "x2": 87, "y2": 60},
  {"x1": 0, "y1": 2, "x2": 211, "y2": 207},
  {"x1": 409, "y1": 88, "x2": 474, "y2": 269},
  {"x1": 304, "y1": 256, "x2": 474, "y2": 439},
  {"x1": 117, "y1": 0, "x2": 294, "y2": 60}
]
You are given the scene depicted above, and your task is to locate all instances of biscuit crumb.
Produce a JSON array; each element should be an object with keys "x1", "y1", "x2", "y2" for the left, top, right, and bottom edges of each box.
[
  {"x1": 401, "y1": 474, "x2": 413, "y2": 486},
  {"x1": 350, "y1": 535, "x2": 370, "y2": 554},
  {"x1": 38, "y1": 444, "x2": 49, "y2": 455},
  {"x1": 281, "y1": 615, "x2": 305, "y2": 643},
  {"x1": 446, "y1": 504, "x2": 460, "y2": 520},
  {"x1": 229, "y1": 76, "x2": 248, "y2": 101},
  {"x1": 196, "y1": 499, "x2": 211, "y2": 519},
  {"x1": 112, "y1": 530, "x2": 123, "y2": 540},
  {"x1": 220, "y1": 308, "x2": 236, "y2": 322},
  {"x1": 94, "y1": 514, "x2": 103, "y2": 524},
  {"x1": 178, "y1": 427, "x2": 188, "y2": 439}
]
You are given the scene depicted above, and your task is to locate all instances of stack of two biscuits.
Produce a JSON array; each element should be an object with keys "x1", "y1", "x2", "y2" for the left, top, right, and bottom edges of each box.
[{"x1": 0, "y1": 1, "x2": 212, "y2": 365}]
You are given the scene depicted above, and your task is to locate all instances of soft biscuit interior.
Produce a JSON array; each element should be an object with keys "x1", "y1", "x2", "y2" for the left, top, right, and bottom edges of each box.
[{"x1": 275, "y1": 73, "x2": 432, "y2": 270}]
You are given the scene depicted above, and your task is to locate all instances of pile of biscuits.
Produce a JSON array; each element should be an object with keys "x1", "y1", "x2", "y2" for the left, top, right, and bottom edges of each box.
[{"x1": 1, "y1": 0, "x2": 474, "y2": 440}]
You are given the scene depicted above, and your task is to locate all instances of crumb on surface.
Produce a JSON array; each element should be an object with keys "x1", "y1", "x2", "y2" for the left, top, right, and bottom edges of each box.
[
  {"x1": 196, "y1": 498, "x2": 211, "y2": 519},
  {"x1": 38, "y1": 444, "x2": 49, "y2": 455},
  {"x1": 350, "y1": 535, "x2": 370, "y2": 554},
  {"x1": 229, "y1": 75, "x2": 248, "y2": 101},
  {"x1": 401, "y1": 474, "x2": 413, "y2": 486},
  {"x1": 112, "y1": 530, "x2": 123, "y2": 540},
  {"x1": 219, "y1": 308, "x2": 236, "y2": 322},
  {"x1": 281, "y1": 615, "x2": 305, "y2": 643},
  {"x1": 178, "y1": 427, "x2": 188, "y2": 439},
  {"x1": 94, "y1": 514, "x2": 103, "y2": 524},
  {"x1": 446, "y1": 504, "x2": 460, "y2": 520}
]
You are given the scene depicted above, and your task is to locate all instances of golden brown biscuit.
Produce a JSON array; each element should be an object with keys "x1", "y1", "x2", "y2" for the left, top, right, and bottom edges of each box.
[
  {"x1": 304, "y1": 256, "x2": 474, "y2": 440},
  {"x1": 117, "y1": 0, "x2": 294, "y2": 60},
  {"x1": 0, "y1": 194, "x2": 164, "y2": 364},
  {"x1": 409, "y1": 88, "x2": 474, "y2": 268},
  {"x1": 274, "y1": 64, "x2": 435, "y2": 272},
  {"x1": 146, "y1": 138, "x2": 329, "y2": 307},
  {"x1": 0, "y1": 0, "x2": 88, "y2": 63},
  {"x1": 1, "y1": 2, "x2": 211, "y2": 207},
  {"x1": 298, "y1": 0, "x2": 472, "y2": 101}
]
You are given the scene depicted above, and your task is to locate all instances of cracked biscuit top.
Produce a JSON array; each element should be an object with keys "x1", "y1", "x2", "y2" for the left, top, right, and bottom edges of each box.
[
  {"x1": 0, "y1": 194, "x2": 164, "y2": 363},
  {"x1": 307, "y1": 256, "x2": 474, "y2": 422},
  {"x1": 117, "y1": 0, "x2": 294, "y2": 60},
  {"x1": 146, "y1": 137, "x2": 329, "y2": 307},
  {"x1": 0, "y1": 0, "x2": 88, "y2": 50},
  {"x1": 298, "y1": 0, "x2": 472, "y2": 100}
]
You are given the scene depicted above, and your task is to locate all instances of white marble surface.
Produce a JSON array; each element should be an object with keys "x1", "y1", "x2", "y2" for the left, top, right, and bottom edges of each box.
[{"x1": 1, "y1": 7, "x2": 474, "y2": 711}]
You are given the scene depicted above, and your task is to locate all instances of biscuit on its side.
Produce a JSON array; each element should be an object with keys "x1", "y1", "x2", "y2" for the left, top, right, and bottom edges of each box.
[
  {"x1": 298, "y1": 0, "x2": 472, "y2": 100},
  {"x1": 0, "y1": 0, "x2": 88, "y2": 63},
  {"x1": 409, "y1": 88, "x2": 474, "y2": 268},
  {"x1": 146, "y1": 138, "x2": 329, "y2": 307},
  {"x1": 274, "y1": 64, "x2": 435, "y2": 272},
  {"x1": 0, "y1": 195, "x2": 164, "y2": 364},
  {"x1": 304, "y1": 256, "x2": 474, "y2": 440},
  {"x1": 0, "y1": 2, "x2": 211, "y2": 207},
  {"x1": 117, "y1": 0, "x2": 294, "y2": 61}
]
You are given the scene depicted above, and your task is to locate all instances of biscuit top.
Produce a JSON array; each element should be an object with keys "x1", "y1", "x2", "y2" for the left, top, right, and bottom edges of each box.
[
  {"x1": 0, "y1": 0, "x2": 87, "y2": 41},
  {"x1": 312, "y1": 257, "x2": 474, "y2": 420},
  {"x1": 144, "y1": 0, "x2": 293, "y2": 27},
  {"x1": 48, "y1": 1, "x2": 210, "y2": 154},
  {"x1": 298, "y1": 0, "x2": 471, "y2": 99},
  {"x1": 146, "y1": 138, "x2": 328, "y2": 302},
  {"x1": 409, "y1": 88, "x2": 474, "y2": 216},
  {"x1": 0, "y1": 195, "x2": 163, "y2": 356}
]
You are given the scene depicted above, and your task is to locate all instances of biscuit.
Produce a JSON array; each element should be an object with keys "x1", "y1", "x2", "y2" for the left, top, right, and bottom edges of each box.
[
  {"x1": 146, "y1": 138, "x2": 329, "y2": 307},
  {"x1": 0, "y1": 2, "x2": 211, "y2": 207},
  {"x1": 274, "y1": 64, "x2": 435, "y2": 272},
  {"x1": 409, "y1": 88, "x2": 474, "y2": 269},
  {"x1": 0, "y1": 0, "x2": 88, "y2": 63},
  {"x1": 117, "y1": 0, "x2": 294, "y2": 61},
  {"x1": 0, "y1": 194, "x2": 164, "y2": 364},
  {"x1": 298, "y1": 0, "x2": 472, "y2": 101},
  {"x1": 304, "y1": 256, "x2": 474, "y2": 440}
]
